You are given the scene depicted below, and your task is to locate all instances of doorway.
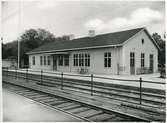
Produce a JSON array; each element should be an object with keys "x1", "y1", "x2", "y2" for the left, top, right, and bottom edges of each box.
[
  {"x1": 130, "y1": 52, "x2": 135, "y2": 75},
  {"x1": 53, "y1": 55, "x2": 57, "y2": 70},
  {"x1": 149, "y1": 54, "x2": 154, "y2": 73}
]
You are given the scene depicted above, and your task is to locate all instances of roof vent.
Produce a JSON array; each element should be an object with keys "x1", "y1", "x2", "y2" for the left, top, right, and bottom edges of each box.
[{"x1": 88, "y1": 30, "x2": 95, "y2": 37}]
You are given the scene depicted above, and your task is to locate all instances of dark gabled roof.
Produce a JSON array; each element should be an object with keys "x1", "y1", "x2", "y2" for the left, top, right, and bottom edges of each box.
[{"x1": 27, "y1": 27, "x2": 144, "y2": 54}]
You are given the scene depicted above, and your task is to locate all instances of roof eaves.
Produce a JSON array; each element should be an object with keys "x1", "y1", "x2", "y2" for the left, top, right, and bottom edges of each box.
[
  {"x1": 143, "y1": 27, "x2": 161, "y2": 51},
  {"x1": 122, "y1": 28, "x2": 144, "y2": 46},
  {"x1": 27, "y1": 44, "x2": 123, "y2": 55}
]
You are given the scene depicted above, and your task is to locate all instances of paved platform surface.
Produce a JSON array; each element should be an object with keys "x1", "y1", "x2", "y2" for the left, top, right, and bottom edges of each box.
[
  {"x1": 2, "y1": 76, "x2": 166, "y2": 121},
  {"x1": 3, "y1": 88, "x2": 82, "y2": 122},
  {"x1": 9, "y1": 69, "x2": 165, "y2": 90}
]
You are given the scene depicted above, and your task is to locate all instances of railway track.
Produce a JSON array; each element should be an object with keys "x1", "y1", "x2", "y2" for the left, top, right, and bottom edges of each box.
[{"x1": 3, "y1": 82, "x2": 148, "y2": 122}]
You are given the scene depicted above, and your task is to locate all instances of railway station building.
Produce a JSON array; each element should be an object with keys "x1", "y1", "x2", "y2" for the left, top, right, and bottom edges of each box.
[{"x1": 27, "y1": 27, "x2": 160, "y2": 75}]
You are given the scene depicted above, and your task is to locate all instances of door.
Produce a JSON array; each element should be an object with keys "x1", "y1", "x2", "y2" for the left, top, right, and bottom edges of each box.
[
  {"x1": 149, "y1": 54, "x2": 154, "y2": 73},
  {"x1": 130, "y1": 52, "x2": 135, "y2": 75},
  {"x1": 53, "y1": 55, "x2": 57, "y2": 70}
]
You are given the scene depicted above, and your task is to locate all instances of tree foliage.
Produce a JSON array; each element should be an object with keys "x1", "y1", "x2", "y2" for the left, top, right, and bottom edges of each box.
[
  {"x1": 152, "y1": 33, "x2": 166, "y2": 66},
  {"x1": 2, "y1": 28, "x2": 68, "y2": 67}
]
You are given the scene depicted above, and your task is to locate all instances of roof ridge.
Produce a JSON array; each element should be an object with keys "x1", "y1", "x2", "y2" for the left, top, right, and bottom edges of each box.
[{"x1": 70, "y1": 27, "x2": 144, "y2": 41}]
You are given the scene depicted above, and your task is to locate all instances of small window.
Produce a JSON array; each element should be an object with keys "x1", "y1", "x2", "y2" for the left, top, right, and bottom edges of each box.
[
  {"x1": 40, "y1": 56, "x2": 43, "y2": 65},
  {"x1": 142, "y1": 39, "x2": 144, "y2": 44},
  {"x1": 47, "y1": 56, "x2": 50, "y2": 65},
  {"x1": 104, "y1": 52, "x2": 111, "y2": 68},
  {"x1": 32, "y1": 56, "x2": 35, "y2": 65}
]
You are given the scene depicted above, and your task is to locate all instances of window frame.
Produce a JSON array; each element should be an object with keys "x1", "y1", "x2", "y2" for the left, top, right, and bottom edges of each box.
[
  {"x1": 141, "y1": 53, "x2": 145, "y2": 67},
  {"x1": 58, "y1": 55, "x2": 63, "y2": 66},
  {"x1": 44, "y1": 56, "x2": 46, "y2": 65},
  {"x1": 32, "y1": 56, "x2": 35, "y2": 65},
  {"x1": 130, "y1": 52, "x2": 135, "y2": 67},
  {"x1": 104, "y1": 52, "x2": 111, "y2": 68},
  {"x1": 142, "y1": 38, "x2": 144, "y2": 44},
  {"x1": 79, "y1": 54, "x2": 82, "y2": 66},
  {"x1": 40, "y1": 56, "x2": 43, "y2": 65},
  {"x1": 47, "y1": 56, "x2": 50, "y2": 65}
]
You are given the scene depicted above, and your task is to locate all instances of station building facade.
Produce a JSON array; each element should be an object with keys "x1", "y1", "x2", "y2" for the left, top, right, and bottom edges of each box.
[{"x1": 27, "y1": 27, "x2": 160, "y2": 75}]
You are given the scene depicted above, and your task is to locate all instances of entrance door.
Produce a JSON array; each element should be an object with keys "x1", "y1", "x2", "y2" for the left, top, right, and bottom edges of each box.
[
  {"x1": 53, "y1": 55, "x2": 57, "y2": 70},
  {"x1": 149, "y1": 54, "x2": 154, "y2": 73},
  {"x1": 130, "y1": 52, "x2": 135, "y2": 75}
]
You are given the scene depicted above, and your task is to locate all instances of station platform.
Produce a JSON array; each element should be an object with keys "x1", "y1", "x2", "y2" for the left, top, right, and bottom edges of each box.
[{"x1": 8, "y1": 69, "x2": 166, "y2": 90}]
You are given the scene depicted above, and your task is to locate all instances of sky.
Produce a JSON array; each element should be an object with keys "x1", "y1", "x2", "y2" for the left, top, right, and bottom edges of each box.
[{"x1": 1, "y1": 0, "x2": 165, "y2": 44}]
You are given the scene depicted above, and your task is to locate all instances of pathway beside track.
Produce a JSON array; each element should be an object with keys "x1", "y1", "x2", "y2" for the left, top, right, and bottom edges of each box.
[{"x1": 3, "y1": 88, "x2": 82, "y2": 122}]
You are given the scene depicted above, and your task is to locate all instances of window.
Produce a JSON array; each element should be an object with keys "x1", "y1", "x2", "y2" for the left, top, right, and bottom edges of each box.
[
  {"x1": 88, "y1": 54, "x2": 90, "y2": 67},
  {"x1": 142, "y1": 39, "x2": 144, "y2": 44},
  {"x1": 81, "y1": 54, "x2": 84, "y2": 66},
  {"x1": 58, "y1": 55, "x2": 63, "y2": 66},
  {"x1": 47, "y1": 56, "x2": 50, "y2": 65},
  {"x1": 32, "y1": 56, "x2": 35, "y2": 65},
  {"x1": 149, "y1": 54, "x2": 153, "y2": 72},
  {"x1": 141, "y1": 53, "x2": 145, "y2": 67},
  {"x1": 85, "y1": 53, "x2": 90, "y2": 67},
  {"x1": 130, "y1": 52, "x2": 135, "y2": 66},
  {"x1": 104, "y1": 52, "x2": 111, "y2": 68},
  {"x1": 40, "y1": 56, "x2": 43, "y2": 65},
  {"x1": 64, "y1": 55, "x2": 69, "y2": 66},
  {"x1": 74, "y1": 53, "x2": 90, "y2": 67},
  {"x1": 44, "y1": 56, "x2": 46, "y2": 65},
  {"x1": 85, "y1": 54, "x2": 88, "y2": 66},
  {"x1": 76, "y1": 54, "x2": 78, "y2": 66},
  {"x1": 73, "y1": 54, "x2": 76, "y2": 66},
  {"x1": 79, "y1": 54, "x2": 82, "y2": 66},
  {"x1": 73, "y1": 54, "x2": 78, "y2": 66}
]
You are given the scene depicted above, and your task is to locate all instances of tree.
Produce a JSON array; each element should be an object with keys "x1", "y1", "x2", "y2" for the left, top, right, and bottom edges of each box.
[
  {"x1": 19, "y1": 28, "x2": 57, "y2": 66},
  {"x1": 2, "y1": 43, "x2": 7, "y2": 59},
  {"x1": 152, "y1": 33, "x2": 165, "y2": 49},
  {"x1": 2, "y1": 28, "x2": 69, "y2": 67},
  {"x1": 152, "y1": 33, "x2": 166, "y2": 66}
]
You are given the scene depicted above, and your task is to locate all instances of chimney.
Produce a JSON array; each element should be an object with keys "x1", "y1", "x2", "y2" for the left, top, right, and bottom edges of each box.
[
  {"x1": 69, "y1": 34, "x2": 75, "y2": 40},
  {"x1": 88, "y1": 30, "x2": 95, "y2": 37},
  {"x1": 63, "y1": 34, "x2": 75, "y2": 40}
]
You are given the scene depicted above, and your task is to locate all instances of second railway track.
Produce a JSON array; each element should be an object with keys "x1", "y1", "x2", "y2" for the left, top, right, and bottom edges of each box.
[{"x1": 3, "y1": 82, "x2": 148, "y2": 122}]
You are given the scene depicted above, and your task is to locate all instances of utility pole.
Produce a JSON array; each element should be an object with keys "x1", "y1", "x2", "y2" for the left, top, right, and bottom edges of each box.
[{"x1": 18, "y1": 0, "x2": 21, "y2": 69}]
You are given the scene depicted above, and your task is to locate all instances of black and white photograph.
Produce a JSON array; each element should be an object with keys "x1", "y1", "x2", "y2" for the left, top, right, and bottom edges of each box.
[{"x1": 1, "y1": 0, "x2": 166, "y2": 122}]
